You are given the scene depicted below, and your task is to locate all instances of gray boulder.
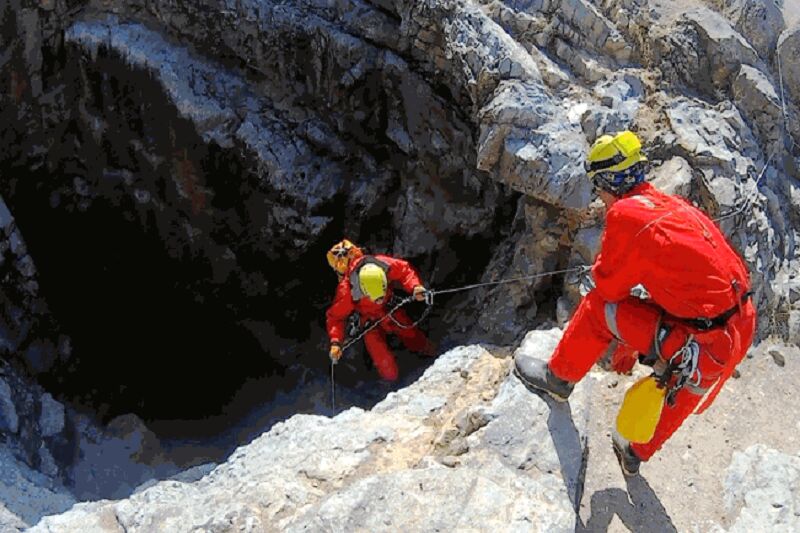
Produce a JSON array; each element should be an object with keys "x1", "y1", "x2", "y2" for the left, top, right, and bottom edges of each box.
[
  {"x1": 721, "y1": 0, "x2": 785, "y2": 60},
  {"x1": 722, "y1": 445, "x2": 800, "y2": 532},
  {"x1": 0, "y1": 378, "x2": 18, "y2": 435},
  {"x1": 732, "y1": 65, "x2": 784, "y2": 152},
  {"x1": 32, "y1": 332, "x2": 592, "y2": 532}
]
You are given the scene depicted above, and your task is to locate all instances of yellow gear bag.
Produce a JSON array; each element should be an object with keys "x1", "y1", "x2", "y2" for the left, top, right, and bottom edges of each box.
[{"x1": 616, "y1": 375, "x2": 666, "y2": 444}]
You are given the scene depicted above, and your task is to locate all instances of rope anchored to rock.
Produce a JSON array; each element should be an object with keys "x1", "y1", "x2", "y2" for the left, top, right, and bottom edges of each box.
[
  {"x1": 340, "y1": 265, "x2": 585, "y2": 354},
  {"x1": 329, "y1": 265, "x2": 587, "y2": 413}
]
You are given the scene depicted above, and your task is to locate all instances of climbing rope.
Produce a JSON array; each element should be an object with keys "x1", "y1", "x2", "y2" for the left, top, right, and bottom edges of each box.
[
  {"x1": 429, "y1": 266, "x2": 585, "y2": 296},
  {"x1": 330, "y1": 360, "x2": 336, "y2": 415},
  {"x1": 713, "y1": 148, "x2": 776, "y2": 224},
  {"x1": 387, "y1": 298, "x2": 434, "y2": 330},
  {"x1": 340, "y1": 296, "x2": 416, "y2": 352},
  {"x1": 340, "y1": 265, "x2": 585, "y2": 354}
]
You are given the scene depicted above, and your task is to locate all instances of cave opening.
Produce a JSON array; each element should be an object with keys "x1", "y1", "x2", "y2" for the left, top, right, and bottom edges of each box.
[
  {"x1": 6, "y1": 168, "x2": 507, "y2": 445},
  {"x1": 10, "y1": 173, "x2": 272, "y2": 425},
  {"x1": 0, "y1": 41, "x2": 516, "y2": 450}
]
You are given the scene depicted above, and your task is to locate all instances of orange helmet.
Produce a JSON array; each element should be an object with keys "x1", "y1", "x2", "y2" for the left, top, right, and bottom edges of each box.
[{"x1": 326, "y1": 239, "x2": 363, "y2": 276}]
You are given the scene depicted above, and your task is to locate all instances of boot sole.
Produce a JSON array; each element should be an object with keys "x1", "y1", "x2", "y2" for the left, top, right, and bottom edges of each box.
[
  {"x1": 513, "y1": 366, "x2": 570, "y2": 403},
  {"x1": 612, "y1": 438, "x2": 641, "y2": 477}
]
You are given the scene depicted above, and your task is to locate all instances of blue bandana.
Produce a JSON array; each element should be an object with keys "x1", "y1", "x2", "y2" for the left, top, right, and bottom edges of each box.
[{"x1": 595, "y1": 166, "x2": 645, "y2": 195}]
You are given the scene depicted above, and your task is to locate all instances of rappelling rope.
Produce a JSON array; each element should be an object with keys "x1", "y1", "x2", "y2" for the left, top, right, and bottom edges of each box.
[
  {"x1": 341, "y1": 265, "x2": 586, "y2": 352},
  {"x1": 330, "y1": 361, "x2": 336, "y2": 415},
  {"x1": 430, "y1": 266, "x2": 585, "y2": 296},
  {"x1": 713, "y1": 148, "x2": 775, "y2": 224}
]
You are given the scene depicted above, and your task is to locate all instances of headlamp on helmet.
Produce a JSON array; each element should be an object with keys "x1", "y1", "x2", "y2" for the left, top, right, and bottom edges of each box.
[{"x1": 326, "y1": 239, "x2": 363, "y2": 276}]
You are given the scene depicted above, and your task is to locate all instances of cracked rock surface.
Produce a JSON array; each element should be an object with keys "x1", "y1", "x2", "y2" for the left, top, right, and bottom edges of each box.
[{"x1": 0, "y1": 0, "x2": 799, "y2": 529}]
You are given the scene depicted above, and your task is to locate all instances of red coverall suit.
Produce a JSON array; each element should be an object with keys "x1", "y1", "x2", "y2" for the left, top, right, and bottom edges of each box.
[
  {"x1": 550, "y1": 183, "x2": 756, "y2": 460},
  {"x1": 326, "y1": 254, "x2": 433, "y2": 381}
]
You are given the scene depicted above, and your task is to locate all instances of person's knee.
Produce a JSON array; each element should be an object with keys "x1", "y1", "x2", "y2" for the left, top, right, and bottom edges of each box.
[{"x1": 376, "y1": 360, "x2": 399, "y2": 381}]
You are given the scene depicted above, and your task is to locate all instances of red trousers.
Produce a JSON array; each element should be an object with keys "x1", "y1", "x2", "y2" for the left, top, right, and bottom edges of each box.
[
  {"x1": 363, "y1": 308, "x2": 433, "y2": 381},
  {"x1": 549, "y1": 290, "x2": 755, "y2": 460}
]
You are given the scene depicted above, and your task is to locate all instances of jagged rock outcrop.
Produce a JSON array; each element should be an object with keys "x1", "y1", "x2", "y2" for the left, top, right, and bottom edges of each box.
[
  {"x1": 717, "y1": 0, "x2": 785, "y2": 61},
  {"x1": 31, "y1": 333, "x2": 592, "y2": 532},
  {"x1": 0, "y1": 0, "x2": 799, "y2": 527},
  {"x1": 26, "y1": 333, "x2": 800, "y2": 532},
  {"x1": 0, "y1": 447, "x2": 75, "y2": 532},
  {"x1": 720, "y1": 445, "x2": 800, "y2": 532}
]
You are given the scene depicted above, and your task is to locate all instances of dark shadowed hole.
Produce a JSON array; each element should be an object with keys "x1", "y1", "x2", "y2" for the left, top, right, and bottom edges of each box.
[
  {"x1": 0, "y1": 42, "x2": 516, "y2": 458},
  {"x1": 10, "y1": 178, "x2": 271, "y2": 426}
]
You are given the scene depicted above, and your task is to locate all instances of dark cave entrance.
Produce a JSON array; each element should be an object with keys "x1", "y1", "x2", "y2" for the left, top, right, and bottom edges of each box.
[
  {"x1": 9, "y1": 178, "x2": 273, "y2": 426},
  {"x1": 7, "y1": 173, "x2": 505, "y2": 443},
  {"x1": 0, "y1": 36, "x2": 520, "y2": 448}
]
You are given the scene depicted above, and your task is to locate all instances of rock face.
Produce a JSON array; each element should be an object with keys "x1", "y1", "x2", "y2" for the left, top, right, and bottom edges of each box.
[
  {"x1": 27, "y1": 333, "x2": 800, "y2": 533},
  {"x1": 0, "y1": 0, "x2": 799, "y2": 528},
  {"x1": 31, "y1": 332, "x2": 593, "y2": 532},
  {"x1": 719, "y1": 0, "x2": 785, "y2": 61},
  {"x1": 0, "y1": 447, "x2": 75, "y2": 532},
  {"x1": 722, "y1": 445, "x2": 800, "y2": 532}
]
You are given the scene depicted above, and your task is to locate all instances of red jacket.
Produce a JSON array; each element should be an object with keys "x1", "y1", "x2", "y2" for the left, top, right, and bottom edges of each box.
[
  {"x1": 592, "y1": 183, "x2": 750, "y2": 319},
  {"x1": 326, "y1": 254, "x2": 423, "y2": 344}
]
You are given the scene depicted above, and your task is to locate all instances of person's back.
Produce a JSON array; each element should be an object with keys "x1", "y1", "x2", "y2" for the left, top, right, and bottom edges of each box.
[{"x1": 595, "y1": 183, "x2": 750, "y2": 320}]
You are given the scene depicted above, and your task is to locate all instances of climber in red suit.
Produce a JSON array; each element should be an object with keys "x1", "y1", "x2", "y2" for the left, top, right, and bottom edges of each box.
[
  {"x1": 325, "y1": 240, "x2": 434, "y2": 381},
  {"x1": 514, "y1": 131, "x2": 756, "y2": 476}
]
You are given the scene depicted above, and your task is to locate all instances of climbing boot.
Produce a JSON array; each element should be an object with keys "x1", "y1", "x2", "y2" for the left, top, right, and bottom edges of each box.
[
  {"x1": 513, "y1": 355, "x2": 574, "y2": 402},
  {"x1": 612, "y1": 432, "x2": 642, "y2": 477}
]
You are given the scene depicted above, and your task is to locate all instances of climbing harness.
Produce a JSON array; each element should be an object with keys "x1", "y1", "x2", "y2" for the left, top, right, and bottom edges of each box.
[
  {"x1": 655, "y1": 333, "x2": 702, "y2": 406},
  {"x1": 340, "y1": 296, "x2": 415, "y2": 352}
]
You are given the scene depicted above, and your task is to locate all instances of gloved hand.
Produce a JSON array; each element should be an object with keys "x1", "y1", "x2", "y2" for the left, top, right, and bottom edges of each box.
[
  {"x1": 413, "y1": 285, "x2": 427, "y2": 302},
  {"x1": 329, "y1": 343, "x2": 342, "y2": 364},
  {"x1": 610, "y1": 345, "x2": 638, "y2": 375}
]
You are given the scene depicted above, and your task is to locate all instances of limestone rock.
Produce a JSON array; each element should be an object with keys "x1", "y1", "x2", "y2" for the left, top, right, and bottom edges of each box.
[
  {"x1": 722, "y1": 445, "x2": 800, "y2": 532},
  {"x1": 777, "y1": 26, "x2": 800, "y2": 104},
  {"x1": 733, "y1": 65, "x2": 784, "y2": 152},
  {"x1": 657, "y1": 7, "x2": 759, "y2": 94},
  {"x1": 0, "y1": 504, "x2": 27, "y2": 533},
  {"x1": 477, "y1": 81, "x2": 591, "y2": 209},
  {"x1": 38, "y1": 393, "x2": 64, "y2": 438},
  {"x1": 32, "y1": 334, "x2": 593, "y2": 532},
  {"x1": 650, "y1": 156, "x2": 693, "y2": 197},
  {"x1": 0, "y1": 378, "x2": 18, "y2": 435},
  {"x1": 721, "y1": 0, "x2": 785, "y2": 60},
  {"x1": 0, "y1": 447, "x2": 75, "y2": 529}
]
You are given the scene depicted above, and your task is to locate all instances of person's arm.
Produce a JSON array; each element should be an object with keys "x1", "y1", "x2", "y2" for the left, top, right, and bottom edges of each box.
[
  {"x1": 326, "y1": 281, "x2": 355, "y2": 345},
  {"x1": 592, "y1": 202, "x2": 645, "y2": 302},
  {"x1": 384, "y1": 256, "x2": 426, "y2": 299}
]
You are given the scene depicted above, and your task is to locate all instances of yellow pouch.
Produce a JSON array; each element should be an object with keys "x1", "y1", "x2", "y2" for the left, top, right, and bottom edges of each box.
[{"x1": 616, "y1": 375, "x2": 666, "y2": 444}]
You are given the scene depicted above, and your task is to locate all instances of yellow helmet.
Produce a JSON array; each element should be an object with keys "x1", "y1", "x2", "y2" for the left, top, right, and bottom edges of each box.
[
  {"x1": 358, "y1": 263, "x2": 387, "y2": 302},
  {"x1": 326, "y1": 239, "x2": 363, "y2": 276},
  {"x1": 585, "y1": 130, "x2": 648, "y2": 178}
]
